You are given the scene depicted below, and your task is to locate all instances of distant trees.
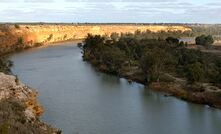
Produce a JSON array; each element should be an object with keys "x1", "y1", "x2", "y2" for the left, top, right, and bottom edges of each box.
[
  {"x1": 14, "y1": 24, "x2": 20, "y2": 29},
  {"x1": 83, "y1": 34, "x2": 127, "y2": 74},
  {"x1": 47, "y1": 34, "x2": 53, "y2": 41},
  {"x1": 17, "y1": 37, "x2": 24, "y2": 45},
  {"x1": 195, "y1": 35, "x2": 214, "y2": 46},
  {"x1": 82, "y1": 31, "x2": 221, "y2": 87},
  {"x1": 166, "y1": 37, "x2": 179, "y2": 44},
  {"x1": 83, "y1": 34, "x2": 105, "y2": 50},
  {"x1": 191, "y1": 25, "x2": 221, "y2": 41}
]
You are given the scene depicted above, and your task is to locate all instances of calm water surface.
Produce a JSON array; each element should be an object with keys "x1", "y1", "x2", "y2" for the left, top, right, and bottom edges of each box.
[{"x1": 10, "y1": 42, "x2": 221, "y2": 134}]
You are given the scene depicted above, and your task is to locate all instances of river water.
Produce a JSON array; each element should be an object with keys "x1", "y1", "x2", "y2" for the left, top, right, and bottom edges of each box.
[{"x1": 10, "y1": 42, "x2": 221, "y2": 134}]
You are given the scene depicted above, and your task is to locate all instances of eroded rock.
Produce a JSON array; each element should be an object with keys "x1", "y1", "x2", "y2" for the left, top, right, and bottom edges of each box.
[{"x1": 0, "y1": 72, "x2": 60, "y2": 134}]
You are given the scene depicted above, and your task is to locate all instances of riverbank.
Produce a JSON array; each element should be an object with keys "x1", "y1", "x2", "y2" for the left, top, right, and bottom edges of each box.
[
  {"x1": 120, "y1": 70, "x2": 221, "y2": 109},
  {"x1": 0, "y1": 34, "x2": 76, "y2": 134},
  {"x1": 10, "y1": 43, "x2": 221, "y2": 134},
  {"x1": 0, "y1": 73, "x2": 60, "y2": 134},
  {"x1": 90, "y1": 61, "x2": 221, "y2": 109},
  {"x1": 0, "y1": 23, "x2": 218, "y2": 133},
  {"x1": 82, "y1": 34, "x2": 221, "y2": 109}
]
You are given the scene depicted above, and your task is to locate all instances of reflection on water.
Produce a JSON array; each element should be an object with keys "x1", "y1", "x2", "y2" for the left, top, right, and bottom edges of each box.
[{"x1": 10, "y1": 42, "x2": 221, "y2": 134}]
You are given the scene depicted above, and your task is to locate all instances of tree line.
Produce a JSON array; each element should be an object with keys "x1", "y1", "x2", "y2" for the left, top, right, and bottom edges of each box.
[{"x1": 82, "y1": 31, "x2": 221, "y2": 87}]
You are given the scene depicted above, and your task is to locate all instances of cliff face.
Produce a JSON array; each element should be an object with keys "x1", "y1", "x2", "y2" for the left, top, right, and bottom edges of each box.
[
  {"x1": 0, "y1": 24, "x2": 191, "y2": 55},
  {"x1": 0, "y1": 73, "x2": 59, "y2": 134}
]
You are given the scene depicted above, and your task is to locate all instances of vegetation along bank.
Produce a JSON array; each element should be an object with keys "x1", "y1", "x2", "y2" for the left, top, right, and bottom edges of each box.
[{"x1": 82, "y1": 31, "x2": 221, "y2": 109}]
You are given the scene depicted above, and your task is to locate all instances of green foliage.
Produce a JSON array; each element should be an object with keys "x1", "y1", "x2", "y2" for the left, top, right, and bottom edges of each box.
[
  {"x1": 195, "y1": 35, "x2": 214, "y2": 46},
  {"x1": 17, "y1": 37, "x2": 24, "y2": 45},
  {"x1": 14, "y1": 24, "x2": 20, "y2": 29},
  {"x1": 100, "y1": 46, "x2": 126, "y2": 73},
  {"x1": 77, "y1": 42, "x2": 83, "y2": 48},
  {"x1": 0, "y1": 99, "x2": 56, "y2": 134},
  {"x1": 179, "y1": 41, "x2": 185, "y2": 47},
  {"x1": 47, "y1": 34, "x2": 53, "y2": 41},
  {"x1": 64, "y1": 34, "x2": 67, "y2": 39},
  {"x1": 83, "y1": 34, "x2": 105, "y2": 50},
  {"x1": 83, "y1": 34, "x2": 127, "y2": 74},
  {"x1": 0, "y1": 58, "x2": 13, "y2": 73},
  {"x1": 140, "y1": 48, "x2": 173, "y2": 83},
  {"x1": 191, "y1": 25, "x2": 221, "y2": 41},
  {"x1": 82, "y1": 30, "x2": 221, "y2": 86},
  {"x1": 186, "y1": 62, "x2": 204, "y2": 83}
]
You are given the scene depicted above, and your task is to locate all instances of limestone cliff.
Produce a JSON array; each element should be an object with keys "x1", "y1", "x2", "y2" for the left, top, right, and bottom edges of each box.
[
  {"x1": 0, "y1": 24, "x2": 191, "y2": 55},
  {"x1": 0, "y1": 73, "x2": 59, "y2": 134}
]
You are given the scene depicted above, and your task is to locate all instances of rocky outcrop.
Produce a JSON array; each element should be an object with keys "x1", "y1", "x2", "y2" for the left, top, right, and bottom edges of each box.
[
  {"x1": 0, "y1": 73, "x2": 60, "y2": 134},
  {"x1": 0, "y1": 24, "x2": 191, "y2": 55}
]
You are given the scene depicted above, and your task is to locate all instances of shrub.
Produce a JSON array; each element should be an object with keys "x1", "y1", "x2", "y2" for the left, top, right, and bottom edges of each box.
[
  {"x1": 195, "y1": 35, "x2": 214, "y2": 46},
  {"x1": 63, "y1": 34, "x2": 67, "y2": 39},
  {"x1": 17, "y1": 37, "x2": 24, "y2": 45},
  {"x1": 47, "y1": 34, "x2": 53, "y2": 41},
  {"x1": 186, "y1": 62, "x2": 204, "y2": 83},
  {"x1": 14, "y1": 24, "x2": 20, "y2": 29},
  {"x1": 110, "y1": 32, "x2": 119, "y2": 41},
  {"x1": 77, "y1": 43, "x2": 83, "y2": 48}
]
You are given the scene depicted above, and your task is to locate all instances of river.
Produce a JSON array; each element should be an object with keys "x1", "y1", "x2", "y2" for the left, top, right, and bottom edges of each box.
[{"x1": 10, "y1": 42, "x2": 221, "y2": 134}]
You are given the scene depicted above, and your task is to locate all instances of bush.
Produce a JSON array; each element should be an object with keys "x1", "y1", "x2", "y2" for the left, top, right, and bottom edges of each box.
[
  {"x1": 186, "y1": 62, "x2": 204, "y2": 83},
  {"x1": 110, "y1": 32, "x2": 119, "y2": 41},
  {"x1": 77, "y1": 43, "x2": 83, "y2": 48},
  {"x1": 195, "y1": 35, "x2": 214, "y2": 46},
  {"x1": 14, "y1": 24, "x2": 20, "y2": 29},
  {"x1": 0, "y1": 58, "x2": 13, "y2": 73},
  {"x1": 47, "y1": 34, "x2": 53, "y2": 41},
  {"x1": 17, "y1": 37, "x2": 24, "y2": 45}
]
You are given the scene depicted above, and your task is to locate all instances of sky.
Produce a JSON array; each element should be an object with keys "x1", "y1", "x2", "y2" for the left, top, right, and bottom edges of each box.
[{"x1": 0, "y1": 0, "x2": 220, "y2": 23}]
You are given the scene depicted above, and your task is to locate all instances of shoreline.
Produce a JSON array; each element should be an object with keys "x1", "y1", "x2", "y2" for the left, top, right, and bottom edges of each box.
[
  {"x1": 89, "y1": 61, "x2": 221, "y2": 109},
  {"x1": 0, "y1": 73, "x2": 60, "y2": 133},
  {"x1": 3, "y1": 40, "x2": 82, "y2": 63},
  {"x1": 1, "y1": 38, "x2": 220, "y2": 133},
  {"x1": 0, "y1": 40, "x2": 82, "y2": 133}
]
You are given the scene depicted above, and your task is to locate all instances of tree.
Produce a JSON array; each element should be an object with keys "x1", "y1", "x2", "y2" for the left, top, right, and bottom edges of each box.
[
  {"x1": 17, "y1": 37, "x2": 24, "y2": 45},
  {"x1": 77, "y1": 43, "x2": 83, "y2": 48},
  {"x1": 186, "y1": 62, "x2": 204, "y2": 83},
  {"x1": 110, "y1": 32, "x2": 119, "y2": 41},
  {"x1": 14, "y1": 24, "x2": 20, "y2": 29},
  {"x1": 100, "y1": 46, "x2": 126, "y2": 73},
  {"x1": 195, "y1": 35, "x2": 214, "y2": 46},
  {"x1": 83, "y1": 34, "x2": 105, "y2": 50},
  {"x1": 140, "y1": 48, "x2": 173, "y2": 83}
]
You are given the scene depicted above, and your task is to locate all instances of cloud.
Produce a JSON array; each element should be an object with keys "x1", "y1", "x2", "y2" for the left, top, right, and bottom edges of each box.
[
  {"x1": 0, "y1": 0, "x2": 220, "y2": 23},
  {"x1": 24, "y1": 0, "x2": 54, "y2": 2},
  {"x1": 0, "y1": 0, "x2": 22, "y2": 2},
  {"x1": 65, "y1": 0, "x2": 178, "y2": 2}
]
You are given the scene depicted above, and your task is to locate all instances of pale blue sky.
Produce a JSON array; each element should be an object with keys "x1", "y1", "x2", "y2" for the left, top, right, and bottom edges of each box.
[{"x1": 0, "y1": 0, "x2": 220, "y2": 23}]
